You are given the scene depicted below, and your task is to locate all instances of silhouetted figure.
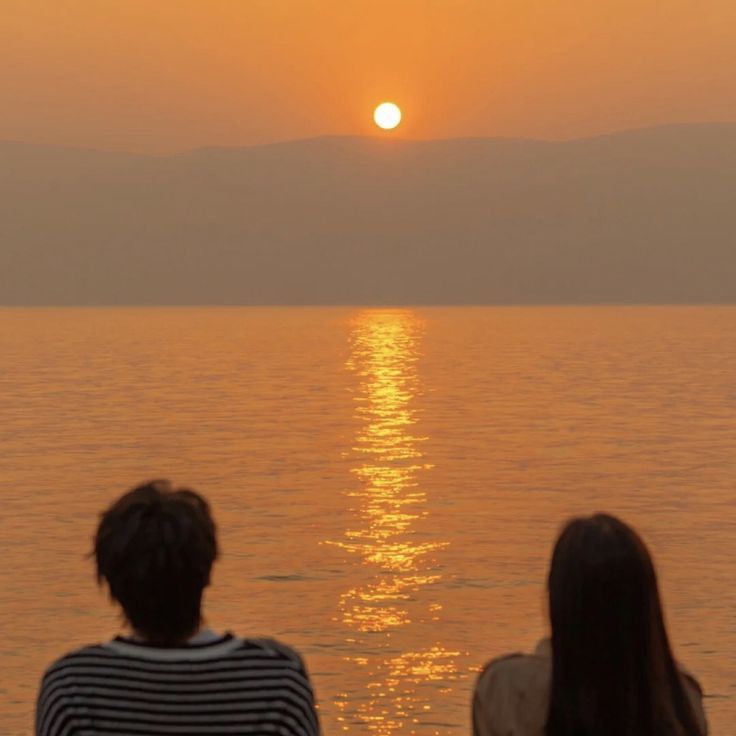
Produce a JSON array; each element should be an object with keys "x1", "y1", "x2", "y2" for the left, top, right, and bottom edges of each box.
[
  {"x1": 36, "y1": 480, "x2": 320, "y2": 736},
  {"x1": 473, "y1": 513, "x2": 707, "y2": 736}
]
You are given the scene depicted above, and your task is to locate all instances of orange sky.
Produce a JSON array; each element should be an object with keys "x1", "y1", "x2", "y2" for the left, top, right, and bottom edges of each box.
[{"x1": 2, "y1": 0, "x2": 735, "y2": 153}]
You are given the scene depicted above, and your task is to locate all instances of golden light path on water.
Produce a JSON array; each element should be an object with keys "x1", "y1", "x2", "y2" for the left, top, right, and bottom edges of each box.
[{"x1": 327, "y1": 310, "x2": 463, "y2": 735}]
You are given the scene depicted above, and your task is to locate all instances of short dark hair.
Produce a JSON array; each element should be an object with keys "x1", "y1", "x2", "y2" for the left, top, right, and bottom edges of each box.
[
  {"x1": 546, "y1": 513, "x2": 703, "y2": 736},
  {"x1": 94, "y1": 480, "x2": 218, "y2": 645}
]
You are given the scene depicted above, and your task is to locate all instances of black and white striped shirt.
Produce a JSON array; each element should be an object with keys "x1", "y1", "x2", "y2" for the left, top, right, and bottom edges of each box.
[{"x1": 36, "y1": 632, "x2": 320, "y2": 736}]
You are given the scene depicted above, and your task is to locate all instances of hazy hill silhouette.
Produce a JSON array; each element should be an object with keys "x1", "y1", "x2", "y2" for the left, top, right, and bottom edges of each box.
[{"x1": 1, "y1": 123, "x2": 735, "y2": 305}]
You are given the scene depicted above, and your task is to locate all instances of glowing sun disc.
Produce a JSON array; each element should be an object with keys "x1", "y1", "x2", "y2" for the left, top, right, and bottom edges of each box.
[{"x1": 374, "y1": 102, "x2": 402, "y2": 130}]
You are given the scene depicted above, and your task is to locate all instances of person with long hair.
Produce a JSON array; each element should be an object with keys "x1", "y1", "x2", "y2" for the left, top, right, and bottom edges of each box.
[{"x1": 473, "y1": 513, "x2": 707, "y2": 736}]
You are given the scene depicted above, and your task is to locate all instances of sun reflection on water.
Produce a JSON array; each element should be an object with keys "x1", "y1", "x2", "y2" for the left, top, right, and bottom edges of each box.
[{"x1": 328, "y1": 310, "x2": 463, "y2": 734}]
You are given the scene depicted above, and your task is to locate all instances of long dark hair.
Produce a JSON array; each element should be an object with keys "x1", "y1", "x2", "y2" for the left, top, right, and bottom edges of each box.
[
  {"x1": 94, "y1": 480, "x2": 218, "y2": 645},
  {"x1": 546, "y1": 514, "x2": 703, "y2": 736}
]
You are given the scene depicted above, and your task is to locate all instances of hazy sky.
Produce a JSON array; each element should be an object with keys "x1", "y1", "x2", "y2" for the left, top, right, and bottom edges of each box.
[{"x1": 2, "y1": 0, "x2": 735, "y2": 152}]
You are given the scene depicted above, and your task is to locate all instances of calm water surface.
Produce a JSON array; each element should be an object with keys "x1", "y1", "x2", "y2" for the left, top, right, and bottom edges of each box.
[{"x1": 1, "y1": 307, "x2": 735, "y2": 734}]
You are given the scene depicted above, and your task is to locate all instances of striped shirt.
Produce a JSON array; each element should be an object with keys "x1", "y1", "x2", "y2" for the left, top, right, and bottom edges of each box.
[{"x1": 36, "y1": 632, "x2": 320, "y2": 736}]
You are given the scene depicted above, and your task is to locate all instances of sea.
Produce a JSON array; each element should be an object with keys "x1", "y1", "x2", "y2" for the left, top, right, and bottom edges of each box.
[{"x1": 1, "y1": 307, "x2": 734, "y2": 735}]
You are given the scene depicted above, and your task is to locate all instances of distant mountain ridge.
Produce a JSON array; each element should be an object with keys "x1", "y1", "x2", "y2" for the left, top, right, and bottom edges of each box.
[{"x1": 1, "y1": 123, "x2": 735, "y2": 305}]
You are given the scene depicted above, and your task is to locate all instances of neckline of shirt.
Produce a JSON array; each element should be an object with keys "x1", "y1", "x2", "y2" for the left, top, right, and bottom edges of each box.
[{"x1": 104, "y1": 631, "x2": 244, "y2": 661}]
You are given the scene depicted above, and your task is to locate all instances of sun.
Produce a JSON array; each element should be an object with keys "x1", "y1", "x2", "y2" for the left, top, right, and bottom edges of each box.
[{"x1": 373, "y1": 102, "x2": 402, "y2": 131}]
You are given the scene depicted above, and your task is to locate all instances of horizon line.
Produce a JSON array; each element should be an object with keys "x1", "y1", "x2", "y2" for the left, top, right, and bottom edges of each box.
[
  {"x1": 3, "y1": 302, "x2": 736, "y2": 310},
  {"x1": 1, "y1": 119, "x2": 735, "y2": 159}
]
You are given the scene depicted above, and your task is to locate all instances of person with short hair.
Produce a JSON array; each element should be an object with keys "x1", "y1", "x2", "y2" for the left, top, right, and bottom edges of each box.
[
  {"x1": 36, "y1": 480, "x2": 320, "y2": 736},
  {"x1": 473, "y1": 513, "x2": 707, "y2": 736}
]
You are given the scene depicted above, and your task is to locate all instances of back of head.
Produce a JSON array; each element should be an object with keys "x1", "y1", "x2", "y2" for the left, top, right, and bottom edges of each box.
[
  {"x1": 94, "y1": 480, "x2": 218, "y2": 646},
  {"x1": 546, "y1": 513, "x2": 702, "y2": 736}
]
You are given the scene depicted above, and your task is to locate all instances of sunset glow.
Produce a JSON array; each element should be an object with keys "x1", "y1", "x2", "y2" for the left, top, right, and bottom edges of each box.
[{"x1": 3, "y1": 1, "x2": 733, "y2": 152}]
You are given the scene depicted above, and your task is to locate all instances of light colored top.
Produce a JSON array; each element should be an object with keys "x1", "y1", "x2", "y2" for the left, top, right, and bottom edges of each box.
[{"x1": 473, "y1": 640, "x2": 707, "y2": 736}]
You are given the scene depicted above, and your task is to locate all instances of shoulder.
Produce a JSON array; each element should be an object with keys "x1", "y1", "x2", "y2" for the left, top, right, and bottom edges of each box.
[
  {"x1": 476, "y1": 652, "x2": 525, "y2": 686},
  {"x1": 473, "y1": 645, "x2": 551, "y2": 736},
  {"x1": 37, "y1": 644, "x2": 111, "y2": 733},
  {"x1": 238, "y1": 637, "x2": 311, "y2": 671},
  {"x1": 236, "y1": 638, "x2": 320, "y2": 732},
  {"x1": 41, "y1": 643, "x2": 110, "y2": 681},
  {"x1": 239, "y1": 637, "x2": 306, "y2": 661},
  {"x1": 475, "y1": 648, "x2": 550, "y2": 695}
]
